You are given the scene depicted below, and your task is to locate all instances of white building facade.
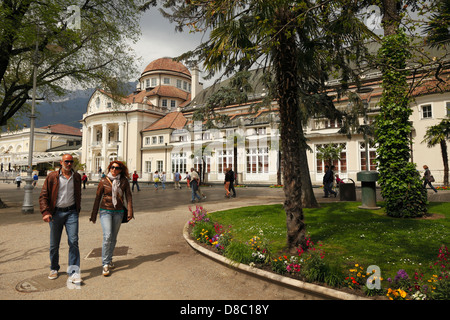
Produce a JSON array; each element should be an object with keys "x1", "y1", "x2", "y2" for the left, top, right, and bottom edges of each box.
[{"x1": 81, "y1": 57, "x2": 450, "y2": 185}]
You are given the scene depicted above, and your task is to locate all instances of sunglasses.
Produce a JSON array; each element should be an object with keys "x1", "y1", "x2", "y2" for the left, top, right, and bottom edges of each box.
[
  {"x1": 64, "y1": 160, "x2": 74, "y2": 164},
  {"x1": 111, "y1": 166, "x2": 122, "y2": 170}
]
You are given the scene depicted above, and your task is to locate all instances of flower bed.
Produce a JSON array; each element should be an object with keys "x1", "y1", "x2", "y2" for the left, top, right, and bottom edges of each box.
[{"x1": 187, "y1": 205, "x2": 450, "y2": 300}]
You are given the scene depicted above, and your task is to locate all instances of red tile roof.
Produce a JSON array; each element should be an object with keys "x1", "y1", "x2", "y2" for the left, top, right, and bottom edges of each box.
[
  {"x1": 142, "y1": 112, "x2": 187, "y2": 132},
  {"x1": 142, "y1": 58, "x2": 191, "y2": 77},
  {"x1": 40, "y1": 124, "x2": 82, "y2": 136}
]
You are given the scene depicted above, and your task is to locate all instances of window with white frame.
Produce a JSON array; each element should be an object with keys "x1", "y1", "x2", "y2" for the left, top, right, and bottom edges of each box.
[
  {"x1": 171, "y1": 100, "x2": 176, "y2": 109},
  {"x1": 176, "y1": 79, "x2": 182, "y2": 88},
  {"x1": 146, "y1": 79, "x2": 150, "y2": 88},
  {"x1": 359, "y1": 141, "x2": 377, "y2": 171},
  {"x1": 194, "y1": 156, "x2": 211, "y2": 174},
  {"x1": 145, "y1": 137, "x2": 151, "y2": 145},
  {"x1": 162, "y1": 99, "x2": 168, "y2": 108},
  {"x1": 446, "y1": 102, "x2": 450, "y2": 116},
  {"x1": 152, "y1": 136, "x2": 157, "y2": 144},
  {"x1": 145, "y1": 161, "x2": 152, "y2": 173},
  {"x1": 159, "y1": 136, "x2": 164, "y2": 144},
  {"x1": 151, "y1": 78, "x2": 157, "y2": 87},
  {"x1": 421, "y1": 104, "x2": 432, "y2": 119},
  {"x1": 171, "y1": 152, "x2": 187, "y2": 174},
  {"x1": 157, "y1": 160, "x2": 164, "y2": 172},
  {"x1": 246, "y1": 147, "x2": 269, "y2": 174},
  {"x1": 315, "y1": 143, "x2": 347, "y2": 173},
  {"x1": 163, "y1": 77, "x2": 170, "y2": 84},
  {"x1": 217, "y1": 149, "x2": 233, "y2": 173}
]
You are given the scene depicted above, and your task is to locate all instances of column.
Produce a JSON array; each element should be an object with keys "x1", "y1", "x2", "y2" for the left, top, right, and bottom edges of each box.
[
  {"x1": 118, "y1": 122, "x2": 125, "y2": 160},
  {"x1": 102, "y1": 123, "x2": 108, "y2": 170}
]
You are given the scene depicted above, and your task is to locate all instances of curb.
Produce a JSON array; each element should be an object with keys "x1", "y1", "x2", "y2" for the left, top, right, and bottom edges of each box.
[{"x1": 183, "y1": 221, "x2": 370, "y2": 300}]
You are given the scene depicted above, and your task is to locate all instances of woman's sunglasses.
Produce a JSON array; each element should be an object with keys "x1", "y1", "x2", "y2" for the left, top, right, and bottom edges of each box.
[{"x1": 111, "y1": 166, "x2": 122, "y2": 171}]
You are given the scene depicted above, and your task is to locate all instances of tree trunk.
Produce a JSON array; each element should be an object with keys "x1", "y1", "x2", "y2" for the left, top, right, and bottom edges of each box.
[
  {"x1": 299, "y1": 139, "x2": 319, "y2": 208},
  {"x1": 273, "y1": 8, "x2": 307, "y2": 253},
  {"x1": 440, "y1": 140, "x2": 449, "y2": 186}
]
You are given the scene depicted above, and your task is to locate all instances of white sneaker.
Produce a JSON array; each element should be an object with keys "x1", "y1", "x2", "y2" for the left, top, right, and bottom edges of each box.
[
  {"x1": 102, "y1": 264, "x2": 110, "y2": 276},
  {"x1": 68, "y1": 272, "x2": 82, "y2": 284},
  {"x1": 48, "y1": 270, "x2": 58, "y2": 280}
]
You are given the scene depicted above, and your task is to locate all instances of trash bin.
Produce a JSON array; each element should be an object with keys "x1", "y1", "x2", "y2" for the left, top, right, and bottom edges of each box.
[{"x1": 339, "y1": 178, "x2": 356, "y2": 201}]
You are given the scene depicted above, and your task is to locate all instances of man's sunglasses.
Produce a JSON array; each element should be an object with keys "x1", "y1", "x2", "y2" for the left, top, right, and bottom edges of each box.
[
  {"x1": 111, "y1": 166, "x2": 122, "y2": 170},
  {"x1": 64, "y1": 160, "x2": 74, "y2": 164}
]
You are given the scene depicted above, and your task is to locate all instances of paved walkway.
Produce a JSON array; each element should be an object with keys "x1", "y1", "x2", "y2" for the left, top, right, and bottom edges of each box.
[{"x1": 0, "y1": 182, "x2": 447, "y2": 302}]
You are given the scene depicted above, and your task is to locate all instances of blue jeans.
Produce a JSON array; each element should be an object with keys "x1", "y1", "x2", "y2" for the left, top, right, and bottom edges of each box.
[
  {"x1": 324, "y1": 182, "x2": 336, "y2": 197},
  {"x1": 49, "y1": 209, "x2": 80, "y2": 272},
  {"x1": 100, "y1": 209, "x2": 123, "y2": 266},
  {"x1": 191, "y1": 182, "x2": 201, "y2": 201}
]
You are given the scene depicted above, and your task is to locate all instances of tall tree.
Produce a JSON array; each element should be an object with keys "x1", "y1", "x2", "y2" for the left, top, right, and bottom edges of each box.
[
  {"x1": 362, "y1": 0, "x2": 430, "y2": 217},
  {"x1": 161, "y1": 0, "x2": 369, "y2": 252},
  {"x1": 0, "y1": 0, "x2": 144, "y2": 127}
]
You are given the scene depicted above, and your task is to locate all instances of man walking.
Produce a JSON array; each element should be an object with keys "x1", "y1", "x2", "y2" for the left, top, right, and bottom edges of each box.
[
  {"x1": 39, "y1": 154, "x2": 82, "y2": 284},
  {"x1": 174, "y1": 171, "x2": 181, "y2": 189},
  {"x1": 132, "y1": 171, "x2": 140, "y2": 192},
  {"x1": 322, "y1": 165, "x2": 337, "y2": 198},
  {"x1": 228, "y1": 166, "x2": 237, "y2": 198},
  {"x1": 190, "y1": 168, "x2": 201, "y2": 203}
]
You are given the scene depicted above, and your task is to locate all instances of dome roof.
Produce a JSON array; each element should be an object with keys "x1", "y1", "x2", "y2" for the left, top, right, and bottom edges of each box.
[{"x1": 142, "y1": 58, "x2": 191, "y2": 77}]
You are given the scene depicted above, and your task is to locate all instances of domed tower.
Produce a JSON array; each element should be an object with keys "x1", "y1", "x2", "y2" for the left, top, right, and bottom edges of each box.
[{"x1": 135, "y1": 57, "x2": 194, "y2": 111}]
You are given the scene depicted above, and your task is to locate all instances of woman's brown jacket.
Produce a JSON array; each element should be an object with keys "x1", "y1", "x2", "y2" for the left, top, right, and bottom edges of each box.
[{"x1": 90, "y1": 176, "x2": 133, "y2": 222}]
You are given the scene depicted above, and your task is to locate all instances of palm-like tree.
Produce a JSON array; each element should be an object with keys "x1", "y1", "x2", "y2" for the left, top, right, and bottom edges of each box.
[
  {"x1": 161, "y1": 0, "x2": 370, "y2": 252},
  {"x1": 423, "y1": 119, "x2": 450, "y2": 186}
]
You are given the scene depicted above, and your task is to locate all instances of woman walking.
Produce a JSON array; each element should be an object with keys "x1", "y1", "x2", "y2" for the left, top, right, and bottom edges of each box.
[
  {"x1": 90, "y1": 161, "x2": 133, "y2": 276},
  {"x1": 423, "y1": 165, "x2": 438, "y2": 193}
]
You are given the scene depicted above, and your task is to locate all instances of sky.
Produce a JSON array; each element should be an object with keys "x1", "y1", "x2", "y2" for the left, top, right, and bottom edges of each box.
[{"x1": 131, "y1": 7, "x2": 214, "y2": 87}]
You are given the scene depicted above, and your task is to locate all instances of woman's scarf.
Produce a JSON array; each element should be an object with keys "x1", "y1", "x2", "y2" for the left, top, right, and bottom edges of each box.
[{"x1": 107, "y1": 172, "x2": 123, "y2": 208}]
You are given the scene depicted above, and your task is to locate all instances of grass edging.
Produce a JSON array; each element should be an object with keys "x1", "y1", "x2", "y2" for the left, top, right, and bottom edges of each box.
[{"x1": 183, "y1": 221, "x2": 370, "y2": 300}]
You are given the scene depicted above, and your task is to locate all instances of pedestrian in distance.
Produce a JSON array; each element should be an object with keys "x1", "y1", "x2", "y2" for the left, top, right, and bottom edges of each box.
[
  {"x1": 224, "y1": 168, "x2": 231, "y2": 198},
  {"x1": 90, "y1": 161, "x2": 133, "y2": 277},
  {"x1": 153, "y1": 171, "x2": 160, "y2": 190},
  {"x1": 423, "y1": 165, "x2": 438, "y2": 193},
  {"x1": 322, "y1": 165, "x2": 337, "y2": 198},
  {"x1": 184, "y1": 171, "x2": 191, "y2": 188},
  {"x1": 39, "y1": 154, "x2": 82, "y2": 284},
  {"x1": 132, "y1": 171, "x2": 140, "y2": 192},
  {"x1": 15, "y1": 174, "x2": 21, "y2": 188},
  {"x1": 190, "y1": 167, "x2": 201, "y2": 203},
  {"x1": 160, "y1": 171, "x2": 166, "y2": 190},
  {"x1": 228, "y1": 166, "x2": 236, "y2": 198},
  {"x1": 33, "y1": 173, "x2": 38, "y2": 187},
  {"x1": 174, "y1": 171, "x2": 181, "y2": 189},
  {"x1": 81, "y1": 173, "x2": 88, "y2": 189}
]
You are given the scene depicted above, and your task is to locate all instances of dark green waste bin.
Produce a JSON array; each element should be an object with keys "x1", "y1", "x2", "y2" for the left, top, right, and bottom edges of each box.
[{"x1": 339, "y1": 178, "x2": 356, "y2": 201}]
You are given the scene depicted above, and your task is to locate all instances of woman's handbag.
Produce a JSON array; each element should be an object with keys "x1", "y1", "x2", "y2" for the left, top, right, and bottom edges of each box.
[
  {"x1": 122, "y1": 207, "x2": 129, "y2": 223},
  {"x1": 429, "y1": 175, "x2": 435, "y2": 182}
]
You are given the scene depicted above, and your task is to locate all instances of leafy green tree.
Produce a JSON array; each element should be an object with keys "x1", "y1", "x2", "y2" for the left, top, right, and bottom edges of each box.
[
  {"x1": 366, "y1": 0, "x2": 429, "y2": 217},
  {"x1": 316, "y1": 144, "x2": 344, "y2": 167},
  {"x1": 160, "y1": 0, "x2": 369, "y2": 251},
  {"x1": 424, "y1": 0, "x2": 450, "y2": 47},
  {"x1": 0, "y1": 0, "x2": 144, "y2": 127},
  {"x1": 423, "y1": 119, "x2": 450, "y2": 186}
]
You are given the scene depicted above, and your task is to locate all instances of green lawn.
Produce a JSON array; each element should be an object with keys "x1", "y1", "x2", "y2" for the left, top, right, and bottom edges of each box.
[{"x1": 209, "y1": 201, "x2": 450, "y2": 281}]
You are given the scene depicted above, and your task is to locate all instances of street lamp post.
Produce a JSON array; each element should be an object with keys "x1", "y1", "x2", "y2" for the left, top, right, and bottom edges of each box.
[{"x1": 22, "y1": 39, "x2": 39, "y2": 214}]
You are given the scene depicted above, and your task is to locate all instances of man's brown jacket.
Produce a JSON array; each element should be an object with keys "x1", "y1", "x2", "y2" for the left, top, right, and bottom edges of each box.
[{"x1": 39, "y1": 170, "x2": 82, "y2": 217}]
